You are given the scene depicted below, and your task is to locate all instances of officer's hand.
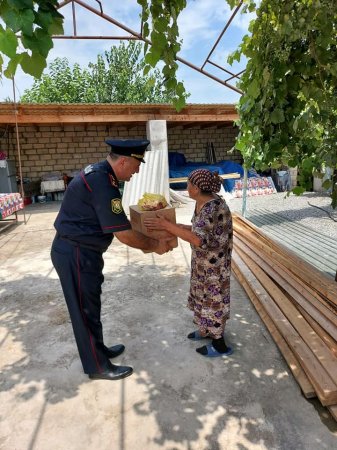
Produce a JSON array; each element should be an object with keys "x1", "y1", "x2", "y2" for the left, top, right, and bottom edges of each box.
[{"x1": 154, "y1": 239, "x2": 173, "y2": 255}]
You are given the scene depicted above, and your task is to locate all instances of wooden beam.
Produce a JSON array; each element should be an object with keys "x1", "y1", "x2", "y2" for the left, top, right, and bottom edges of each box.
[
  {"x1": 199, "y1": 124, "x2": 219, "y2": 129},
  {"x1": 234, "y1": 234, "x2": 337, "y2": 341},
  {"x1": 0, "y1": 113, "x2": 238, "y2": 125},
  {"x1": 167, "y1": 123, "x2": 183, "y2": 129},
  {"x1": 233, "y1": 216, "x2": 337, "y2": 308},
  {"x1": 232, "y1": 253, "x2": 316, "y2": 399},
  {"x1": 163, "y1": 114, "x2": 238, "y2": 122},
  {"x1": 181, "y1": 122, "x2": 200, "y2": 129},
  {"x1": 328, "y1": 405, "x2": 337, "y2": 421},
  {"x1": 0, "y1": 114, "x2": 154, "y2": 124},
  {"x1": 233, "y1": 247, "x2": 337, "y2": 406},
  {"x1": 295, "y1": 304, "x2": 337, "y2": 358},
  {"x1": 169, "y1": 172, "x2": 240, "y2": 184},
  {"x1": 233, "y1": 215, "x2": 337, "y2": 314}
]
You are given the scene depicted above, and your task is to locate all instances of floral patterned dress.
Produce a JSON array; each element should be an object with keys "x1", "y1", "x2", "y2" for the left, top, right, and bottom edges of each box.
[{"x1": 187, "y1": 196, "x2": 233, "y2": 339}]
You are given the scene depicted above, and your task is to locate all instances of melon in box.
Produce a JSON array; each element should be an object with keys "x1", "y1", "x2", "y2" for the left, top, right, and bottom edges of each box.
[{"x1": 129, "y1": 205, "x2": 178, "y2": 248}]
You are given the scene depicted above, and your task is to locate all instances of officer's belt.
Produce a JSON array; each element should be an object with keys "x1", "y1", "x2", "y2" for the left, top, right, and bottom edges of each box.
[{"x1": 56, "y1": 233, "x2": 103, "y2": 252}]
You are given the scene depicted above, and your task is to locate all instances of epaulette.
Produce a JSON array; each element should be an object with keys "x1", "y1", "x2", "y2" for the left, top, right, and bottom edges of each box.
[{"x1": 84, "y1": 164, "x2": 94, "y2": 175}]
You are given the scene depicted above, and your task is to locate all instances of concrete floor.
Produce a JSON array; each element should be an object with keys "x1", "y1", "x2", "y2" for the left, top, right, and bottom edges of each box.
[{"x1": 1, "y1": 201, "x2": 337, "y2": 450}]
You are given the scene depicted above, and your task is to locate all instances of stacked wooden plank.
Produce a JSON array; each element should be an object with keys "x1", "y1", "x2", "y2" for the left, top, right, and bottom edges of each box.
[{"x1": 232, "y1": 213, "x2": 337, "y2": 421}]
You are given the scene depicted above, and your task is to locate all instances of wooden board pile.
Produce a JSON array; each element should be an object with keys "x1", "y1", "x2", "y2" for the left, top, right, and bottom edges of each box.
[{"x1": 232, "y1": 213, "x2": 337, "y2": 421}]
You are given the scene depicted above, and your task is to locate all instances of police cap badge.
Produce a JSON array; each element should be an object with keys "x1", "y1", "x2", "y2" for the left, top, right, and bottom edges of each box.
[{"x1": 105, "y1": 139, "x2": 150, "y2": 163}]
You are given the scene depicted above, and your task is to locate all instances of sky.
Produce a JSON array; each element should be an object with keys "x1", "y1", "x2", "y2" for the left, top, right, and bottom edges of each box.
[{"x1": 0, "y1": 0, "x2": 254, "y2": 104}]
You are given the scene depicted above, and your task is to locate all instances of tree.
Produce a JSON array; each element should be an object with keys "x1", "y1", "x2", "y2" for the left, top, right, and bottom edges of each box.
[
  {"x1": 20, "y1": 57, "x2": 93, "y2": 102},
  {"x1": 21, "y1": 41, "x2": 177, "y2": 103},
  {"x1": 138, "y1": 0, "x2": 337, "y2": 206},
  {"x1": 0, "y1": 0, "x2": 63, "y2": 79},
  {"x1": 226, "y1": 0, "x2": 337, "y2": 207},
  {"x1": 0, "y1": 1, "x2": 187, "y2": 108},
  {"x1": 2, "y1": 1, "x2": 337, "y2": 205},
  {"x1": 137, "y1": 0, "x2": 188, "y2": 110},
  {"x1": 88, "y1": 41, "x2": 177, "y2": 103}
]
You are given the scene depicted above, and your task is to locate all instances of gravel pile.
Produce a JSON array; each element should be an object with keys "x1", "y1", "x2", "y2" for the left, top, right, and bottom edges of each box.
[{"x1": 228, "y1": 192, "x2": 337, "y2": 240}]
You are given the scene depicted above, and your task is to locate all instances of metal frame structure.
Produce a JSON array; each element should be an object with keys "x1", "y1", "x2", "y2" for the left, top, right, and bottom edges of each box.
[
  {"x1": 8, "y1": 0, "x2": 247, "y2": 220},
  {"x1": 54, "y1": 0, "x2": 248, "y2": 215},
  {"x1": 56, "y1": 0, "x2": 244, "y2": 95}
]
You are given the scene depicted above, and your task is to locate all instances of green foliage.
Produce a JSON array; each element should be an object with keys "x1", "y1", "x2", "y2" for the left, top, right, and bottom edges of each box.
[
  {"x1": 137, "y1": 0, "x2": 188, "y2": 111},
  {"x1": 226, "y1": 0, "x2": 337, "y2": 206},
  {"x1": 21, "y1": 42, "x2": 179, "y2": 103},
  {"x1": 1, "y1": 1, "x2": 188, "y2": 107},
  {"x1": 0, "y1": 0, "x2": 63, "y2": 79},
  {"x1": 3, "y1": 0, "x2": 336, "y2": 204},
  {"x1": 20, "y1": 57, "x2": 93, "y2": 103},
  {"x1": 88, "y1": 41, "x2": 177, "y2": 103}
]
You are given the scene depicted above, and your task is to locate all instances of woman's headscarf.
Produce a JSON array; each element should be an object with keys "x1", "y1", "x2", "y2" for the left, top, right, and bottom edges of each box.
[{"x1": 188, "y1": 169, "x2": 222, "y2": 193}]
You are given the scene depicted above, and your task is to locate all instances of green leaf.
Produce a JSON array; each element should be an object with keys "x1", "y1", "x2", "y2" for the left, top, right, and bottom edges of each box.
[
  {"x1": 235, "y1": 140, "x2": 246, "y2": 152},
  {"x1": 292, "y1": 186, "x2": 305, "y2": 196},
  {"x1": 48, "y1": 17, "x2": 64, "y2": 35},
  {"x1": 35, "y1": 10, "x2": 53, "y2": 30},
  {"x1": 3, "y1": 53, "x2": 22, "y2": 78},
  {"x1": 155, "y1": 17, "x2": 168, "y2": 33},
  {"x1": 151, "y1": 30, "x2": 167, "y2": 51},
  {"x1": 331, "y1": 189, "x2": 337, "y2": 209},
  {"x1": 22, "y1": 29, "x2": 53, "y2": 57},
  {"x1": 173, "y1": 95, "x2": 186, "y2": 112},
  {"x1": 0, "y1": 27, "x2": 18, "y2": 58},
  {"x1": 164, "y1": 77, "x2": 176, "y2": 90},
  {"x1": 176, "y1": 81, "x2": 185, "y2": 96},
  {"x1": 8, "y1": 0, "x2": 33, "y2": 8},
  {"x1": 246, "y1": 79, "x2": 260, "y2": 99},
  {"x1": 262, "y1": 66, "x2": 270, "y2": 85},
  {"x1": 270, "y1": 109, "x2": 285, "y2": 124},
  {"x1": 226, "y1": 0, "x2": 237, "y2": 8},
  {"x1": 322, "y1": 179, "x2": 332, "y2": 190},
  {"x1": 20, "y1": 52, "x2": 47, "y2": 78},
  {"x1": 143, "y1": 64, "x2": 151, "y2": 76},
  {"x1": 143, "y1": 22, "x2": 149, "y2": 38},
  {"x1": 144, "y1": 50, "x2": 160, "y2": 67},
  {"x1": 2, "y1": 8, "x2": 35, "y2": 34}
]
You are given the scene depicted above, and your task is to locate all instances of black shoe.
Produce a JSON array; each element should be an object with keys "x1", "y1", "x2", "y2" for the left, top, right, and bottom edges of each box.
[
  {"x1": 104, "y1": 344, "x2": 125, "y2": 358},
  {"x1": 89, "y1": 365, "x2": 133, "y2": 381}
]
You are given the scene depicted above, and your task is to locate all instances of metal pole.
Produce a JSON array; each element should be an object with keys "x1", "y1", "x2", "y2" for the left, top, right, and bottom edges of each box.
[
  {"x1": 12, "y1": 78, "x2": 27, "y2": 225},
  {"x1": 201, "y1": 1, "x2": 243, "y2": 70},
  {"x1": 71, "y1": 0, "x2": 77, "y2": 36},
  {"x1": 63, "y1": 0, "x2": 243, "y2": 95},
  {"x1": 241, "y1": 166, "x2": 248, "y2": 217}
]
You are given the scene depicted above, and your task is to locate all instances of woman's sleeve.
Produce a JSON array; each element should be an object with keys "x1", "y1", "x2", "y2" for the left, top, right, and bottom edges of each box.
[
  {"x1": 193, "y1": 205, "x2": 216, "y2": 250},
  {"x1": 193, "y1": 202, "x2": 232, "y2": 250}
]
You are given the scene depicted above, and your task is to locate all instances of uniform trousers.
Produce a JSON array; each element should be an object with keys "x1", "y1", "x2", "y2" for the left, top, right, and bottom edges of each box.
[{"x1": 51, "y1": 235, "x2": 113, "y2": 374}]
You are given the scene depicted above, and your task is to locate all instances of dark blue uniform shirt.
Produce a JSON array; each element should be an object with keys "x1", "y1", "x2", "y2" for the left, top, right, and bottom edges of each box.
[{"x1": 54, "y1": 160, "x2": 131, "y2": 252}]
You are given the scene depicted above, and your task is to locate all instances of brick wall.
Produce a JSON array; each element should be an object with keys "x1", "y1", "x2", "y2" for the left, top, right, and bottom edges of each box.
[
  {"x1": 167, "y1": 125, "x2": 240, "y2": 162},
  {"x1": 6, "y1": 123, "x2": 241, "y2": 181},
  {"x1": 0, "y1": 125, "x2": 15, "y2": 160}
]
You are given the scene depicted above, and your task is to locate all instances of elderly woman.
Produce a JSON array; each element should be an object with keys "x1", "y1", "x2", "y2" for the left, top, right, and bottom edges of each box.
[{"x1": 144, "y1": 168, "x2": 233, "y2": 357}]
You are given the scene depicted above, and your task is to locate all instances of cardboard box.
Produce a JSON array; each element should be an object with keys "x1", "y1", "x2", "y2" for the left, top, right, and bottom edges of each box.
[{"x1": 129, "y1": 205, "x2": 178, "y2": 248}]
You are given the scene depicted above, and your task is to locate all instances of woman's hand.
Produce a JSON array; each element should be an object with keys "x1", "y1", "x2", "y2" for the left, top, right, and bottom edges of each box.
[{"x1": 144, "y1": 214, "x2": 170, "y2": 231}]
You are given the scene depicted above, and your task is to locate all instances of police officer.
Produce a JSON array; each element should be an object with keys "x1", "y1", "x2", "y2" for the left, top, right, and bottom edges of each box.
[{"x1": 51, "y1": 139, "x2": 171, "y2": 381}]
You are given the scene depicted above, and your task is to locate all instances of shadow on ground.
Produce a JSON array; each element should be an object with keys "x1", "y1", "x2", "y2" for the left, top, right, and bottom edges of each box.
[{"x1": 1, "y1": 253, "x2": 336, "y2": 449}]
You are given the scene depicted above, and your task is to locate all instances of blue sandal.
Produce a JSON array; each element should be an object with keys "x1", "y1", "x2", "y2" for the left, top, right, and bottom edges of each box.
[
  {"x1": 187, "y1": 330, "x2": 210, "y2": 341},
  {"x1": 198, "y1": 344, "x2": 233, "y2": 357}
]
